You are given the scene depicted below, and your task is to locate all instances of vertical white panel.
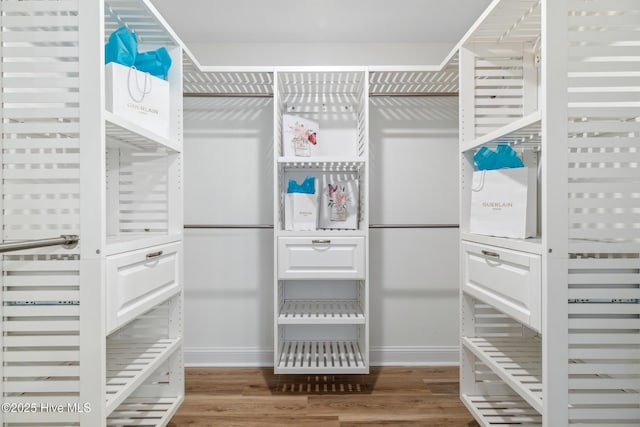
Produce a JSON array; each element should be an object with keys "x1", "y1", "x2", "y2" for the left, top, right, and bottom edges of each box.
[
  {"x1": 565, "y1": 0, "x2": 640, "y2": 425},
  {"x1": 2, "y1": 0, "x2": 84, "y2": 425}
]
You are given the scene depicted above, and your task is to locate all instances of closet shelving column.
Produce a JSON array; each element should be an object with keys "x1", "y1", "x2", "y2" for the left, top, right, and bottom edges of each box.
[
  {"x1": 273, "y1": 68, "x2": 369, "y2": 374},
  {"x1": 458, "y1": 0, "x2": 640, "y2": 426},
  {"x1": 80, "y1": 0, "x2": 185, "y2": 425},
  {"x1": 458, "y1": 0, "x2": 551, "y2": 424}
]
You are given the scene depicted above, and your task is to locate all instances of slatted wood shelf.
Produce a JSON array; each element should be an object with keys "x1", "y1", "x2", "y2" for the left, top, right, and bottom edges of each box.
[
  {"x1": 105, "y1": 111, "x2": 178, "y2": 153},
  {"x1": 107, "y1": 396, "x2": 184, "y2": 427},
  {"x1": 279, "y1": 300, "x2": 365, "y2": 325},
  {"x1": 276, "y1": 340, "x2": 367, "y2": 374},
  {"x1": 105, "y1": 0, "x2": 181, "y2": 46},
  {"x1": 463, "y1": 336, "x2": 543, "y2": 414},
  {"x1": 105, "y1": 338, "x2": 182, "y2": 415},
  {"x1": 461, "y1": 394, "x2": 542, "y2": 426},
  {"x1": 278, "y1": 157, "x2": 365, "y2": 171},
  {"x1": 461, "y1": 111, "x2": 541, "y2": 153}
]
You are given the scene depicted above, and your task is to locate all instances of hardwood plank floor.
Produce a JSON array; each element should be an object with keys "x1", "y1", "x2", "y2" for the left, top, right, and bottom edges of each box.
[{"x1": 168, "y1": 366, "x2": 480, "y2": 427}]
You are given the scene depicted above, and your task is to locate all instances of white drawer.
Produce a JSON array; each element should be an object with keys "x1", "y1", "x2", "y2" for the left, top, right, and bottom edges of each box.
[
  {"x1": 278, "y1": 237, "x2": 365, "y2": 280},
  {"x1": 106, "y1": 242, "x2": 181, "y2": 335},
  {"x1": 461, "y1": 241, "x2": 541, "y2": 332}
]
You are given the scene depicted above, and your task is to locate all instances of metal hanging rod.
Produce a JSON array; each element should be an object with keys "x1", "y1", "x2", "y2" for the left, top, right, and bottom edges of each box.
[
  {"x1": 183, "y1": 92, "x2": 459, "y2": 98},
  {"x1": 185, "y1": 224, "x2": 458, "y2": 230},
  {"x1": 0, "y1": 235, "x2": 79, "y2": 254},
  {"x1": 184, "y1": 92, "x2": 274, "y2": 98},
  {"x1": 184, "y1": 224, "x2": 274, "y2": 229},
  {"x1": 369, "y1": 224, "x2": 459, "y2": 229},
  {"x1": 369, "y1": 92, "x2": 458, "y2": 97}
]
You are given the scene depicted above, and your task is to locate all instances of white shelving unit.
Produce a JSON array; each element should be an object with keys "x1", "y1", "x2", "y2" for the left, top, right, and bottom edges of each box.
[
  {"x1": 0, "y1": 0, "x2": 185, "y2": 425},
  {"x1": 458, "y1": 1, "x2": 640, "y2": 426},
  {"x1": 273, "y1": 68, "x2": 370, "y2": 374}
]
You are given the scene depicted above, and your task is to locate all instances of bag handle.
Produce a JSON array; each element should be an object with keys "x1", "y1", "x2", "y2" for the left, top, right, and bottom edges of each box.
[
  {"x1": 471, "y1": 170, "x2": 486, "y2": 192},
  {"x1": 127, "y1": 66, "x2": 152, "y2": 103}
]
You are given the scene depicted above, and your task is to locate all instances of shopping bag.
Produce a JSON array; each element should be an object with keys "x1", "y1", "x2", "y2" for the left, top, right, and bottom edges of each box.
[
  {"x1": 469, "y1": 167, "x2": 537, "y2": 239},
  {"x1": 105, "y1": 62, "x2": 170, "y2": 138},
  {"x1": 319, "y1": 180, "x2": 359, "y2": 229},
  {"x1": 282, "y1": 114, "x2": 319, "y2": 157},
  {"x1": 284, "y1": 177, "x2": 318, "y2": 231},
  {"x1": 285, "y1": 193, "x2": 319, "y2": 231}
]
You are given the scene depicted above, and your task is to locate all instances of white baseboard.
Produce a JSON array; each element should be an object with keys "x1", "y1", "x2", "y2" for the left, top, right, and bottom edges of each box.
[
  {"x1": 370, "y1": 346, "x2": 459, "y2": 366},
  {"x1": 184, "y1": 346, "x2": 459, "y2": 367},
  {"x1": 185, "y1": 347, "x2": 273, "y2": 367}
]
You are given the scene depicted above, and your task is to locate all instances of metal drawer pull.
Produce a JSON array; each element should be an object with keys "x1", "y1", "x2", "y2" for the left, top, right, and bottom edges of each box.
[
  {"x1": 311, "y1": 239, "x2": 331, "y2": 244},
  {"x1": 146, "y1": 250, "x2": 163, "y2": 259},
  {"x1": 481, "y1": 250, "x2": 500, "y2": 259}
]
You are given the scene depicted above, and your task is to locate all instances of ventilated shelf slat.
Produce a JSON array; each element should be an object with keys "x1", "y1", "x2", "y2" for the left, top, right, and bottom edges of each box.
[
  {"x1": 105, "y1": 112, "x2": 178, "y2": 152},
  {"x1": 461, "y1": 111, "x2": 541, "y2": 152},
  {"x1": 182, "y1": 54, "x2": 273, "y2": 95},
  {"x1": 105, "y1": 338, "x2": 181, "y2": 415},
  {"x1": 463, "y1": 337, "x2": 543, "y2": 413},
  {"x1": 107, "y1": 396, "x2": 184, "y2": 427},
  {"x1": 277, "y1": 340, "x2": 366, "y2": 374},
  {"x1": 105, "y1": 0, "x2": 180, "y2": 46},
  {"x1": 279, "y1": 300, "x2": 365, "y2": 325},
  {"x1": 465, "y1": 0, "x2": 542, "y2": 45},
  {"x1": 278, "y1": 158, "x2": 365, "y2": 172},
  {"x1": 461, "y1": 394, "x2": 542, "y2": 427}
]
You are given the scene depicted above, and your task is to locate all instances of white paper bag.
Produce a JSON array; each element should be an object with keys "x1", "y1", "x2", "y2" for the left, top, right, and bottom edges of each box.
[
  {"x1": 319, "y1": 180, "x2": 359, "y2": 230},
  {"x1": 285, "y1": 193, "x2": 318, "y2": 231},
  {"x1": 469, "y1": 168, "x2": 537, "y2": 239},
  {"x1": 282, "y1": 114, "x2": 319, "y2": 157},
  {"x1": 105, "y1": 62, "x2": 170, "y2": 139}
]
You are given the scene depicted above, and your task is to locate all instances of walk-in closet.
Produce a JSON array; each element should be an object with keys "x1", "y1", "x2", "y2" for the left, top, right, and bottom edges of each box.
[{"x1": 0, "y1": 0, "x2": 638, "y2": 426}]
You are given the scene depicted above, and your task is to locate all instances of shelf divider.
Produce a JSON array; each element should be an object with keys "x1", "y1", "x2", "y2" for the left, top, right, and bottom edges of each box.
[
  {"x1": 463, "y1": 336, "x2": 543, "y2": 414},
  {"x1": 105, "y1": 111, "x2": 178, "y2": 152},
  {"x1": 461, "y1": 394, "x2": 542, "y2": 427},
  {"x1": 105, "y1": 337, "x2": 182, "y2": 416},
  {"x1": 279, "y1": 300, "x2": 365, "y2": 325},
  {"x1": 461, "y1": 111, "x2": 541, "y2": 153},
  {"x1": 276, "y1": 340, "x2": 367, "y2": 374}
]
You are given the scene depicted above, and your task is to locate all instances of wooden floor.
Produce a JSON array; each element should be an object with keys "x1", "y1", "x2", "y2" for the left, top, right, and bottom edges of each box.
[{"x1": 168, "y1": 366, "x2": 480, "y2": 426}]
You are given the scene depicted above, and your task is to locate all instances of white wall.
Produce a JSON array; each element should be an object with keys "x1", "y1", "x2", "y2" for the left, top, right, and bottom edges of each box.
[
  {"x1": 182, "y1": 95, "x2": 460, "y2": 366},
  {"x1": 369, "y1": 96, "x2": 460, "y2": 364},
  {"x1": 183, "y1": 97, "x2": 274, "y2": 365}
]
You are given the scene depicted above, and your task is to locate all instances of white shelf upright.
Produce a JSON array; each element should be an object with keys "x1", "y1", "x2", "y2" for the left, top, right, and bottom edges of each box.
[
  {"x1": 273, "y1": 68, "x2": 370, "y2": 374},
  {"x1": 0, "y1": 0, "x2": 186, "y2": 425},
  {"x1": 458, "y1": 1, "x2": 640, "y2": 426}
]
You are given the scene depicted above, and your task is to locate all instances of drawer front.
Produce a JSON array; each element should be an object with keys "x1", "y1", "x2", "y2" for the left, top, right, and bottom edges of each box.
[
  {"x1": 106, "y1": 241, "x2": 181, "y2": 334},
  {"x1": 278, "y1": 237, "x2": 365, "y2": 280},
  {"x1": 461, "y1": 241, "x2": 541, "y2": 331}
]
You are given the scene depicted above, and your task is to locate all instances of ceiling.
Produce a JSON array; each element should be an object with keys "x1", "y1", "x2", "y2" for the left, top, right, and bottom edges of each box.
[{"x1": 149, "y1": 0, "x2": 493, "y2": 45}]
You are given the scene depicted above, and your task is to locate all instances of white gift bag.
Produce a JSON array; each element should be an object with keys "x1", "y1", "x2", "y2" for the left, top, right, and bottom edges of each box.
[
  {"x1": 284, "y1": 193, "x2": 318, "y2": 231},
  {"x1": 282, "y1": 114, "x2": 319, "y2": 157},
  {"x1": 105, "y1": 62, "x2": 170, "y2": 139},
  {"x1": 319, "y1": 180, "x2": 359, "y2": 229},
  {"x1": 469, "y1": 167, "x2": 537, "y2": 239}
]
